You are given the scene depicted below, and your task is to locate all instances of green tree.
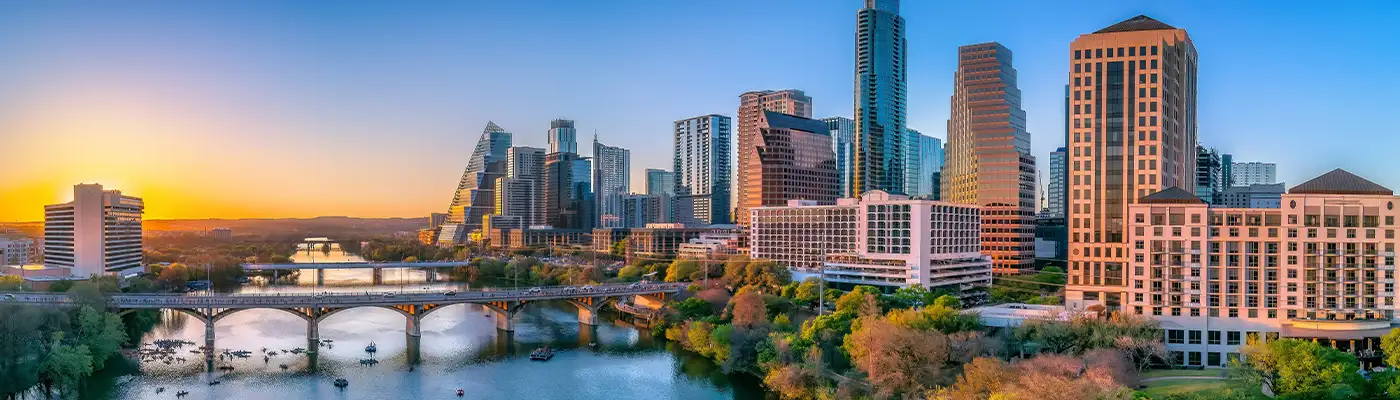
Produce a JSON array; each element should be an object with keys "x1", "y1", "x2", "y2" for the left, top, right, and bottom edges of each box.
[
  {"x1": 618, "y1": 265, "x2": 644, "y2": 280},
  {"x1": 932, "y1": 294, "x2": 963, "y2": 309},
  {"x1": 1229, "y1": 338, "x2": 1363, "y2": 399},
  {"x1": 793, "y1": 278, "x2": 820, "y2": 306},
  {"x1": 665, "y1": 260, "x2": 701, "y2": 282},
  {"x1": 1382, "y1": 328, "x2": 1400, "y2": 368},
  {"x1": 38, "y1": 333, "x2": 94, "y2": 397},
  {"x1": 74, "y1": 306, "x2": 126, "y2": 370}
]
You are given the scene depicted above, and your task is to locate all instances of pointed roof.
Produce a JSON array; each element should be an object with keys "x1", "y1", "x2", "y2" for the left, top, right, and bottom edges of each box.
[
  {"x1": 483, "y1": 121, "x2": 506, "y2": 134},
  {"x1": 1289, "y1": 169, "x2": 1392, "y2": 195},
  {"x1": 1139, "y1": 187, "x2": 1205, "y2": 204},
  {"x1": 1095, "y1": 15, "x2": 1176, "y2": 34}
]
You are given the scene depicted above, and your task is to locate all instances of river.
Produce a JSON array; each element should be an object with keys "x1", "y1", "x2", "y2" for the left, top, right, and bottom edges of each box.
[{"x1": 77, "y1": 248, "x2": 772, "y2": 399}]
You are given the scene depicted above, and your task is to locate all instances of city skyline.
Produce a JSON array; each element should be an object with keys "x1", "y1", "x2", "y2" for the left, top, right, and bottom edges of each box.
[{"x1": 2, "y1": 1, "x2": 1397, "y2": 221}]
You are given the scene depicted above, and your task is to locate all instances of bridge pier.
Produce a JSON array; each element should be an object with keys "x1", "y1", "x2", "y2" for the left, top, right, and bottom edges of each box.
[
  {"x1": 316, "y1": 269, "x2": 325, "y2": 286},
  {"x1": 204, "y1": 314, "x2": 216, "y2": 372},
  {"x1": 425, "y1": 269, "x2": 438, "y2": 283},
  {"x1": 487, "y1": 301, "x2": 526, "y2": 332},
  {"x1": 306, "y1": 321, "x2": 319, "y2": 370},
  {"x1": 372, "y1": 268, "x2": 384, "y2": 285}
]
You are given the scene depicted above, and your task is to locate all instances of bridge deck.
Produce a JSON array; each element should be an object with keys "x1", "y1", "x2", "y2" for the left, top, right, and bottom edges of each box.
[
  {"x1": 0, "y1": 283, "x2": 685, "y2": 309},
  {"x1": 242, "y1": 261, "x2": 472, "y2": 270}
]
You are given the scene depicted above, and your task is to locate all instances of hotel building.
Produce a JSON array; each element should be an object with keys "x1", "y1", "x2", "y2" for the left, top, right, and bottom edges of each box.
[
  {"x1": 43, "y1": 184, "x2": 144, "y2": 277},
  {"x1": 1111, "y1": 169, "x2": 1400, "y2": 368}
]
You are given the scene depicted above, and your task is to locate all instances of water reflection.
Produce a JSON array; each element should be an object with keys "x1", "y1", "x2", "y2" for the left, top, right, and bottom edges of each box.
[{"x1": 84, "y1": 261, "x2": 771, "y2": 399}]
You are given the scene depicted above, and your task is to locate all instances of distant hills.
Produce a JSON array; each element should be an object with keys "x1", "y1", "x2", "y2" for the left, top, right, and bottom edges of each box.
[{"x1": 0, "y1": 216, "x2": 428, "y2": 239}]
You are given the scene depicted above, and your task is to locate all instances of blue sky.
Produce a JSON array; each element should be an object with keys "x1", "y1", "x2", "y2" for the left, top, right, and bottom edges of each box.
[{"x1": 0, "y1": 0, "x2": 1397, "y2": 219}]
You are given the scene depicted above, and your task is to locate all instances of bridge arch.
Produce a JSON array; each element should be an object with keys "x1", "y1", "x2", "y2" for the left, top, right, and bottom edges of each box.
[
  {"x1": 210, "y1": 307, "x2": 313, "y2": 325},
  {"x1": 314, "y1": 305, "x2": 413, "y2": 324}
]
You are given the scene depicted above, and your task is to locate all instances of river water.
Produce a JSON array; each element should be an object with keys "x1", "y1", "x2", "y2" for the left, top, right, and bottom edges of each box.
[{"x1": 77, "y1": 249, "x2": 771, "y2": 399}]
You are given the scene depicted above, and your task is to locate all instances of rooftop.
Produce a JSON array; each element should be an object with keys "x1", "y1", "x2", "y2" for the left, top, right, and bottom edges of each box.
[
  {"x1": 1094, "y1": 15, "x2": 1177, "y2": 34},
  {"x1": 1289, "y1": 169, "x2": 1392, "y2": 195},
  {"x1": 1139, "y1": 187, "x2": 1205, "y2": 204},
  {"x1": 762, "y1": 111, "x2": 830, "y2": 135}
]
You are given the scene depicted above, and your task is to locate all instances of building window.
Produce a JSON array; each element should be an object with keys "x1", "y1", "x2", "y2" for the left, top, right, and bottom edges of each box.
[{"x1": 1226, "y1": 331, "x2": 1241, "y2": 346}]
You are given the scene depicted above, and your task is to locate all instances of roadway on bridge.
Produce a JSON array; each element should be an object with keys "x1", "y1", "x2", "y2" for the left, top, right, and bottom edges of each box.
[{"x1": 241, "y1": 260, "x2": 473, "y2": 270}]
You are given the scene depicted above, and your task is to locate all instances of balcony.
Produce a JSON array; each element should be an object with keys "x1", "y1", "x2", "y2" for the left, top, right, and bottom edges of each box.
[
  {"x1": 1186, "y1": 276, "x2": 1202, "y2": 282},
  {"x1": 1186, "y1": 302, "x2": 1202, "y2": 307},
  {"x1": 1185, "y1": 262, "x2": 1202, "y2": 268},
  {"x1": 1385, "y1": 278, "x2": 1397, "y2": 284},
  {"x1": 1382, "y1": 292, "x2": 1394, "y2": 297},
  {"x1": 1185, "y1": 289, "x2": 1201, "y2": 295},
  {"x1": 1189, "y1": 249, "x2": 1202, "y2": 255},
  {"x1": 1382, "y1": 265, "x2": 1396, "y2": 271},
  {"x1": 1383, "y1": 305, "x2": 1397, "y2": 310},
  {"x1": 1383, "y1": 252, "x2": 1396, "y2": 257}
]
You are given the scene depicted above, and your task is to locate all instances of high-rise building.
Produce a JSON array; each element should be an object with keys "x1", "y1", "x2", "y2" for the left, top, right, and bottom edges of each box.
[
  {"x1": 916, "y1": 134, "x2": 944, "y2": 198},
  {"x1": 943, "y1": 42, "x2": 1038, "y2": 274},
  {"x1": 492, "y1": 146, "x2": 548, "y2": 227},
  {"x1": 43, "y1": 184, "x2": 143, "y2": 277},
  {"x1": 822, "y1": 117, "x2": 857, "y2": 198},
  {"x1": 1195, "y1": 145, "x2": 1225, "y2": 204},
  {"x1": 1221, "y1": 153, "x2": 1234, "y2": 188},
  {"x1": 1231, "y1": 161, "x2": 1277, "y2": 186},
  {"x1": 645, "y1": 169, "x2": 675, "y2": 197},
  {"x1": 593, "y1": 135, "x2": 631, "y2": 227},
  {"x1": 738, "y1": 90, "x2": 817, "y2": 226},
  {"x1": 620, "y1": 194, "x2": 672, "y2": 228},
  {"x1": 853, "y1": 0, "x2": 908, "y2": 196},
  {"x1": 1066, "y1": 15, "x2": 1198, "y2": 310},
  {"x1": 904, "y1": 128, "x2": 922, "y2": 197},
  {"x1": 547, "y1": 119, "x2": 577, "y2": 154},
  {"x1": 1047, "y1": 147, "x2": 1068, "y2": 219},
  {"x1": 749, "y1": 199, "x2": 858, "y2": 271},
  {"x1": 428, "y1": 213, "x2": 449, "y2": 229},
  {"x1": 544, "y1": 152, "x2": 594, "y2": 230},
  {"x1": 674, "y1": 114, "x2": 732, "y2": 225},
  {"x1": 736, "y1": 111, "x2": 839, "y2": 225},
  {"x1": 1222, "y1": 183, "x2": 1285, "y2": 208},
  {"x1": 443, "y1": 121, "x2": 512, "y2": 242},
  {"x1": 1109, "y1": 169, "x2": 1400, "y2": 368}
]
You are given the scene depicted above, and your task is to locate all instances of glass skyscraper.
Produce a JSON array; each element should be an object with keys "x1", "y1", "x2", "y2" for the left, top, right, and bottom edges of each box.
[
  {"x1": 548, "y1": 119, "x2": 577, "y2": 154},
  {"x1": 915, "y1": 133, "x2": 943, "y2": 198},
  {"x1": 673, "y1": 114, "x2": 732, "y2": 225},
  {"x1": 853, "y1": 0, "x2": 907, "y2": 195},
  {"x1": 593, "y1": 135, "x2": 630, "y2": 227},
  {"x1": 822, "y1": 116, "x2": 856, "y2": 198},
  {"x1": 443, "y1": 121, "x2": 512, "y2": 241}
]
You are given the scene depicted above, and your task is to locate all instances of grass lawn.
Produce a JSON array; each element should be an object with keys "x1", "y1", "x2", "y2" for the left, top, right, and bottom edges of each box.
[
  {"x1": 1137, "y1": 378, "x2": 1267, "y2": 399},
  {"x1": 1140, "y1": 369, "x2": 1225, "y2": 379}
]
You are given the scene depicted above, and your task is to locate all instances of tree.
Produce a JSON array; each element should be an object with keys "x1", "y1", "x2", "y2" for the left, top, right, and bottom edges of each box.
[
  {"x1": 38, "y1": 333, "x2": 94, "y2": 398},
  {"x1": 74, "y1": 306, "x2": 126, "y2": 370},
  {"x1": 729, "y1": 289, "x2": 768, "y2": 329},
  {"x1": 932, "y1": 294, "x2": 963, "y2": 309},
  {"x1": 156, "y1": 263, "x2": 191, "y2": 290},
  {"x1": 1382, "y1": 328, "x2": 1400, "y2": 368},
  {"x1": 617, "y1": 265, "x2": 644, "y2": 280},
  {"x1": 932, "y1": 357, "x2": 1012, "y2": 400},
  {"x1": 1230, "y1": 338, "x2": 1363, "y2": 399},
  {"x1": 664, "y1": 260, "x2": 700, "y2": 282},
  {"x1": 844, "y1": 314, "x2": 949, "y2": 398},
  {"x1": 675, "y1": 298, "x2": 715, "y2": 321},
  {"x1": 793, "y1": 278, "x2": 820, "y2": 306}
]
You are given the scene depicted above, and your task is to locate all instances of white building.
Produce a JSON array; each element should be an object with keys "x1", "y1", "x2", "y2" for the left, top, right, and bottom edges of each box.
[
  {"x1": 44, "y1": 184, "x2": 144, "y2": 277},
  {"x1": 1231, "y1": 162, "x2": 1277, "y2": 187},
  {"x1": 678, "y1": 232, "x2": 744, "y2": 260},
  {"x1": 673, "y1": 114, "x2": 732, "y2": 225},
  {"x1": 0, "y1": 238, "x2": 35, "y2": 266},
  {"x1": 752, "y1": 192, "x2": 992, "y2": 298}
]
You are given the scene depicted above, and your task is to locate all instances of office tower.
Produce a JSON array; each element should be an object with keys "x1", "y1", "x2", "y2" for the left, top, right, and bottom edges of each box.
[
  {"x1": 853, "y1": 0, "x2": 908, "y2": 195},
  {"x1": 442, "y1": 121, "x2": 512, "y2": 242},
  {"x1": 547, "y1": 119, "x2": 577, "y2": 154},
  {"x1": 491, "y1": 146, "x2": 547, "y2": 226},
  {"x1": 1195, "y1": 145, "x2": 1224, "y2": 204},
  {"x1": 1047, "y1": 147, "x2": 1068, "y2": 218},
  {"x1": 673, "y1": 114, "x2": 732, "y2": 225},
  {"x1": 916, "y1": 134, "x2": 944, "y2": 198},
  {"x1": 620, "y1": 194, "x2": 672, "y2": 228},
  {"x1": 593, "y1": 135, "x2": 631, "y2": 227},
  {"x1": 544, "y1": 152, "x2": 594, "y2": 230},
  {"x1": 943, "y1": 42, "x2": 1038, "y2": 274},
  {"x1": 1116, "y1": 169, "x2": 1398, "y2": 368},
  {"x1": 1231, "y1": 161, "x2": 1277, "y2": 186},
  {"x1": 1221, "y1": 183, "x2": 1285, "y2": 208},
  {"x1": 645, "y1": 169, "x2": 675, "y2": 197},
  {"x1": 905, "y1": 128, "x2": 922, "y2": 197},
  {"x1": 1066, "y1": 15, "x2": 1198, "y2": 310},
  {"x1": 428, "y1": 213, "x2": 449, "y2": 229},
  {"x1": 1220, "y1": 153, "x2": 1234, "y2": 188},
  {"x1": 738, "y1": 90, "x2": 816, "y2": 226},
  {"x1": 822, "y1": 117, "x2": 857, "y2": 198},
  {"x1": 210, "y1": 228, "x2": 233, "y2": 241},
  {"x1": 44, "y1": 184, "x2": 143, "y2": 277}
]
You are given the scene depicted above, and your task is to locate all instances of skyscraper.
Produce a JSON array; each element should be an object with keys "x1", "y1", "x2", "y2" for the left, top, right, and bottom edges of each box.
[
  {"x1": 916, "y1": 134, "x2": 943, "y2": 198},
  {"x1": 1066, "y1": 15, "x2": 1198, "y2": 310},
  {"x1": 443, "y1": 121, "x2": 512, "y2": 242},
  {"x1": 547, "y1": 119, "x2": 577, "y2": 154},
  {"x1": 593, "y1": 135, "x2": 630, "y2": 227},
  {"x1": 943, "y1": 42, "x2": 1038, "y2": 274},
  {"x1": 1231, "y1": 161, "x2": 1277, "y2": 186},
  {"x1": 1047, "y1": 147, "x2": 1068, "y2": 218},
  {"x1": 674, "y1": 114, "x2": 732, "y2": 225},
  {"x1": 736, "y1": 110, "x2": 840, "y2": 225},
  {"x1": 544, "y1": 152, "x2": 593, "y2": 230},
  {"x1": 822, "y1": 116, "x2": 856, "y2": 198},
  {"x1": 853, "y1": 0, "x2": 908, "y2": 195},
  {"x1": 646, "y1": 168, "x2": 675, "y2": 197},
  {"x1": 494, "y1": 146, "x2": 547, "y2": 226},
  {"x1": 737, "y1": 90, "x2": 833, "y2": 225},
  {"x1": 44, "y1": 184, "x2": 143, "y2": 277},
  {"x1": 1195, "y1": 145, "x2": 1224, "y2": 204},
  {"x1": 904, "y1": 128, "x2": 922, "y2": 197}
]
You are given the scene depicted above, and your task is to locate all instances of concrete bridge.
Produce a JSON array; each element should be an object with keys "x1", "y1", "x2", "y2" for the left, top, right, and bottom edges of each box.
[
  {"x1": 242, "y1": 261, "x2": 473, "y2": 285},
  {"x1": 1, "y1": 282, "x2": 683, "y2": 370}
]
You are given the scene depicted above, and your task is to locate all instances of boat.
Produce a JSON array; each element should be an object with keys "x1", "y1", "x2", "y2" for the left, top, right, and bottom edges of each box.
[
  {"x1": 456, "y1": 389, "x2": 465, "y2": 397},
  {"x1": 333, "y1": 378, "x2": 349, "y2": 388},
  {"x1": 529, "y1": 346, "x2": 555, "y2": 361},
  {"x1": 365, "y1": 342, "x2": 377, "y2": 353},
  {"x1": 280, "y1": 364, "x2": 289, "y2": 370}
]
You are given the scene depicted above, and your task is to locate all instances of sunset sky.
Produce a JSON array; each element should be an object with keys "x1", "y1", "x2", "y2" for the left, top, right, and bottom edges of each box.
[{"x1": 2, "y1": 1, "x2": 1397, "y2": 221}]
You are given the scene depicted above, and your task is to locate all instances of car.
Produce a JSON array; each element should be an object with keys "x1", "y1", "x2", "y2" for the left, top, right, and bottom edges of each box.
[
  {"x1": 563, "y1": 286, "x2": 577, "y2": 293},
  {"x1": 629, "y1": 282, "x2": 642, "y2": 288},
  {"x1": 581, "y1": 286, "x2": 594, "y2": 292},
  {"x1": 444, "y1": 291, "x2": 457, "y2": 296},
  {"x1": 528, "y1": 287, "x2": 542, "y2": 293},
  {"x1": 382, "y1": 292, "x2": 396, "y2": 298},
  {"x1": 1, "y1": 294, "x2": 14, "y2": 301}
]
